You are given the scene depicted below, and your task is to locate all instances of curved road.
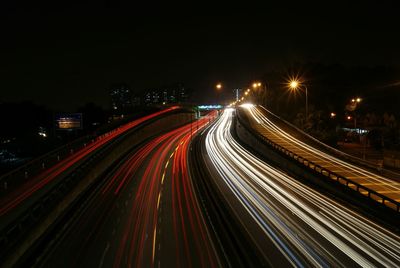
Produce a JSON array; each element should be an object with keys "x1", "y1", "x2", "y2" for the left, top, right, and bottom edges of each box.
[
  {"x1": 242, "y1": 105, "x2": 400, "y2": 207},
  {"x1": 0, "y1": 107, "x2": 179, "y2": 224},
  {"x1": 32, "y1": 113, "x2": 220, "y2": 268},
  {"x1": 203, "y1": 108, "x2": 400, "y2": 267}
]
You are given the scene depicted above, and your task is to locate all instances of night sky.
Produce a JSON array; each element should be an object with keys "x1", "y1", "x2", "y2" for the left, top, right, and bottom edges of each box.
[{"x1": 1, "y1": 1, "x2": 399, "y2": 110}]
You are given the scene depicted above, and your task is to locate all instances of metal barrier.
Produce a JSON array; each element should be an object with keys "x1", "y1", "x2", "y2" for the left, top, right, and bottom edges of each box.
[
  {"x1": 0, "y1": 108, "x2": 190, "y2": 194},
  {"x1": 0, "y1": 109, "x2": 192, "y2": 262},
  {"x1": 0, "y1": 135, "x2": 95, "y2": 193},
  {"x1": 236, "y1": 111, "x2": 400, "y2": 213},
  {"x1": 258, "y1": 105, "x2": 400, "y2": 180},
  {"x1": 0, "y1": 137, "x2": 110, "y2": 261}
]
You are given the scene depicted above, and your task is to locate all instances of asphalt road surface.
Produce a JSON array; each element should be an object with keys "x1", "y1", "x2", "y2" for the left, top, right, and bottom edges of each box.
[
  {"x1": 240, "y1": 105, "x2": 400, "y2": 207},
  {"x1": 202, "y1": 108, "x2": 400, "y2": 267},
  {"x1": 0, "y1": 107, "x2": 179, "y2": 231},
  {"x1": 33, "y1": 113, "x2": 220, "y2": 268}
]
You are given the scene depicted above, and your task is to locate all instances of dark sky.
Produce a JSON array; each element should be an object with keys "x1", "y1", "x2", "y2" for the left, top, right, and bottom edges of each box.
[{"x1": 1, "y1": 1, "x2": 399, "y2": 110}]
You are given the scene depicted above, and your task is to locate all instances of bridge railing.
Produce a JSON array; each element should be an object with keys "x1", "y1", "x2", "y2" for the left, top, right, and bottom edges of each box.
[
  {"x1": 0, "y1": 134, "x2": 95, "y2": 193},
  {"x1": 0, "y1": 126, "x2": 130, "y2": 262},
  {"x1": 236, "y1": 109, "x2": 400, "y2": 213},
  {"x1": 0, "y1": 109, "x2": 192, "y2": 262},
  {"x1": 258, "y1": 105, "x2": 400, "y2": 180},
  {"x1": 0, "y1": 107, "x2": 191, "y2": 194}
]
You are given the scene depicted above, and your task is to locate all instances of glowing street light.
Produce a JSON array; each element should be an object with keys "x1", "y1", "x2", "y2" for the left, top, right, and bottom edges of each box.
[
  {"x1": 216, "y1": 83, "x2": 222, "y2": 90},
  {"x1": 330, "y1": 112, "x2": 336, "y2": 118},
  {"x1": 289, "y1": 80, "x2": 299, "y2": 90},
  {"x1": 288, "y1": 79, "x2": 308, "y2": 120},
  {"x1": 349, "y1": 97, "x2": 362, "y2": 130},
  {"x1": 252, "y1": 82, "x2": 262, "y2": 89}
]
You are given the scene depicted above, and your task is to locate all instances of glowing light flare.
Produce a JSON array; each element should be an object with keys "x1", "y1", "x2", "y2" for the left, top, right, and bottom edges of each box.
[
  {"x1": 289, "y1": 80, "x2": 299, "y2": 89},
  {"x1": 285, "y1": 74, "x2": 304, "y2": 92},
  {"x1": 239, "y1": 103, "x2": 255, "y2": 108}
]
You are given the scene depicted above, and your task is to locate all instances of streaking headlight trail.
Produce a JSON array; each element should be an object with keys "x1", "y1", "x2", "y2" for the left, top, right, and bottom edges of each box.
[{"x1": 204, "y1": 108, "x2": 400, "y2": 267}]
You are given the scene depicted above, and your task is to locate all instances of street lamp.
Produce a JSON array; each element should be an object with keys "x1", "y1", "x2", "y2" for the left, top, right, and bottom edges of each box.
[
  {"x1": 351, "y1": 97, "x2": 362, "y2": 103},
  {"x1": 251, "y1": 82, "x2": 267, "y2": 106},
  {"x1": 289, "y1": 80, "x2": 308, "y2": 120},
  {"x1": 216, "y1": 83, "x2": 222, "y2": 90},
  {"x1": 349, "y1": 97, "x2": 362, "y2": 132},
  {"x1": 347, "y1": 115, "x2": 357, "y2": 130},
  {"x1": 253, "y1": 82, "x2": 262, "y2": 90},
  {"x1": 290, "y1": 81, "x2": 298, "y2": 89}
]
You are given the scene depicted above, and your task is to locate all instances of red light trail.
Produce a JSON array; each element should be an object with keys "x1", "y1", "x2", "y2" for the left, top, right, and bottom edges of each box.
[{"x1": 0, "y1": 107, "x2": 178, "y2": 217}]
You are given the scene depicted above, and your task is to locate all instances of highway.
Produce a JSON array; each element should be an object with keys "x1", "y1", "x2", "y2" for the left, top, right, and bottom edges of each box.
[
  {"x1": 241, "y1": 105, "x2": 400, "y2": 208},
  {"x1": 0, "y1": 107, "x2": 179, "y2": 227},
  {"x1": 31, "y1": 112, "x2": 220, "y2": 268},
  {"x1": 203, "y1": 108, "x2": 400, "y2": 267}
]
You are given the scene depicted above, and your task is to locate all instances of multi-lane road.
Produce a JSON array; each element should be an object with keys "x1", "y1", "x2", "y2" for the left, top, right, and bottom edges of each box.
[
  {"x1": 3, "y1": 105, "x2": 400, "y2": 267},
  {"x1": 32, "y1": 112, "x2": 220, "y2": 268},
  {"x1": 241, "y1": 105, "x2": 400, "y2": 208},
  {"x1": 202, "y1": 108, "x2": 400, "y2": 267},
  {"x1": 0, "y1": 107, "x2": 179, "y2": 222}
]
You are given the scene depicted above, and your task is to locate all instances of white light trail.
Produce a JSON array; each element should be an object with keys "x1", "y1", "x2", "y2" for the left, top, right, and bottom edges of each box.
[
  {"x1": 246, "y1": 106, "x2": 400, "y2": 193},
  {"x1": 205, "y1": 109, "x2": 400, "y2": 267}
]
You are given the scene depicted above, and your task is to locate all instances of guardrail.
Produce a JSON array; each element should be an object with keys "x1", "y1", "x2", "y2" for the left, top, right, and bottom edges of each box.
[
  {"x1": 0, "y1": 129, "x2": 119, "y2": 262},
  {"x1": 0, "y1": 108, "x2": 191, "y2": 194},
  {"x1": 0, "y1": 109, "x2": 193, "y2": 263},
  {"x1": 258, "y1": 105, "x2": 400, "y2": 180},
  {"x1": 236, "y1": 111, "x2": 400, "y2": 213},
  {"x1": 0, "y1": 134, "x2": 95, "y2": 193}
]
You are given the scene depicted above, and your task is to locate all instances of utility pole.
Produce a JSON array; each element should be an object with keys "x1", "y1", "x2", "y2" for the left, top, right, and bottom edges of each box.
[{"x1": 234, "y1": 88, "x2": 239, "y2": 102}]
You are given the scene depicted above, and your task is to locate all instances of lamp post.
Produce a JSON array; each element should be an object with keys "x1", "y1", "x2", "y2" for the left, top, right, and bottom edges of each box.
[
  {"x1": 252, "y1": 82, "x2": 266, "y2": 106},
  {"x1": 215, "y1": 83, "x2": 222, "y2": 105},
  {"x1": 289, "y1": 80, "x2": 308, "y2": 120},
  {"x1": 350, "y1": 97, "x2": 362, "y2": 133}
]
